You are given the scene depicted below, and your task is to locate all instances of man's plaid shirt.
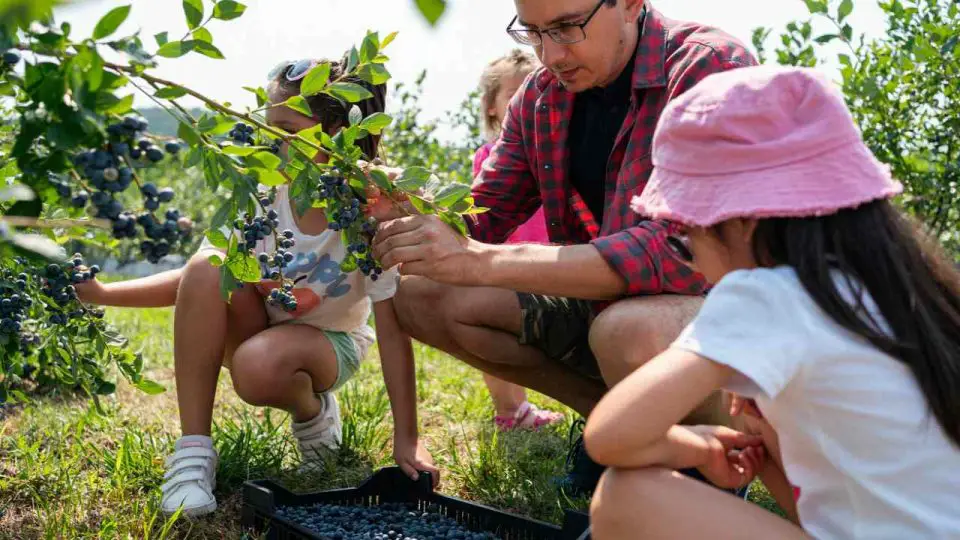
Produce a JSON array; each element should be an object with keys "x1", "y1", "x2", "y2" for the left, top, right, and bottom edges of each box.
[{"x1": 468, "y1": 4, "x2": 758, "y2": 297}]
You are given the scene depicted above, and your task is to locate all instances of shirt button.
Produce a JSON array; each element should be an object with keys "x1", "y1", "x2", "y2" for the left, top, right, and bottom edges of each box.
[
  {"x1": 544, "y1": 163, "x2": 552, "y2": 170},
  {"x1": 549, "y1": 220, "x2": 560, "y2": 227},
  {"x1": 539, "y1": 104, "x2": 548, "y2": 112}
]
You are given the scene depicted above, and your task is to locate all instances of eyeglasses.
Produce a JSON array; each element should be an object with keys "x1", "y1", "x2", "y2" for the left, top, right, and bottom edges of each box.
[
  {"x1": 267, "y1": 59, "x2": 318, "y2": 82},
  {"x1": 666, "y1": 234, "x2": 695, "y2": 265},
  {"x1": 506, "y1": 0, "x2": 607, "y2": 46}
]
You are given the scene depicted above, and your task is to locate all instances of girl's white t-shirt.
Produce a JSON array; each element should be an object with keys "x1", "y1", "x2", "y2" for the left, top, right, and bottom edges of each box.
[
  {"x1": 200, "y1": 185, "x2": 398, "y2": 333},
  {"x1": 673, "y1": 266, "x2": 960, "y2": 540}
]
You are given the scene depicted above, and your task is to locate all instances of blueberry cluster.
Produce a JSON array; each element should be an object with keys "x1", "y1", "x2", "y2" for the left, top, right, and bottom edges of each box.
[
  {"x1": 138, "y1": 207, "x2": 191, "y2": 264},
  {"x1": 275, "y1": 502, "x2": 498, "y2": 540},
  {"x1": 348, "y1": 242, "x2": 383, "y2": 281},
  {"x1": 236, "y1": 210, "x2": 279, "y2": 253},
  {"x1": 315, "y1": 173, "x2": 384, "y2": 278},
  {"x1": 39, "y1": 255, "x2": 104, "y2": 326},
  {"x1": 267, "y1": 282, "x2": 298, "y2": 312},
  {"x1": 0, "y1": 268, "x2": 38, "y2": 353},
  {"x1": 317, "y1": 174, "x2": 353, "y2": 201},
  {"x1": 61, "y1": 116, "x2": 191, "y2": 258},
  {"x1": 2, "y1": 49, "x2": 20, "y2": 67},
  {"x1": 229, "y1": 122, "x2": 256, "y2": 145}
]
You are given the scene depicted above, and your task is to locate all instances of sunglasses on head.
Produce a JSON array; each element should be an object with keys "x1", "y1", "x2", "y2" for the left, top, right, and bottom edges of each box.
[{"x1": 267, "y1": 59, "x2": 318, "y2": 82}]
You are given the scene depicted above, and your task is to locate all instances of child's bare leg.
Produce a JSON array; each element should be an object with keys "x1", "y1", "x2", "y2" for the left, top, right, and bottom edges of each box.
[
  {"x1": 590, "y1": 467, "x2": 809, "y2": 540},
  {"x1": 483, "y1": 373, "x2": 527, "y2": 417},
  {"x1": 174, "y1": 252, "x2": 267, "y2": 436},
  {"x1": 229, "y1": 324, "x2": 341, "y2": 422}
]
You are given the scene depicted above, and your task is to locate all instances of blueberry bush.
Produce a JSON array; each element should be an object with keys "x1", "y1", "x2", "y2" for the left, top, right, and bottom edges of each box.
[
  {"x1": 0, "y1": 0, "x2": 481, "y2": 404},
  {"x1": 753, "y1": 0, "x2": 960, "y2": 258}
]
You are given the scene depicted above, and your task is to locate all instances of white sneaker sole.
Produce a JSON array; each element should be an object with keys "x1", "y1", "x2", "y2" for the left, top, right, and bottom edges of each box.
[{"x1": 165, "y1": 499, "x2": 217, "y2": 518}]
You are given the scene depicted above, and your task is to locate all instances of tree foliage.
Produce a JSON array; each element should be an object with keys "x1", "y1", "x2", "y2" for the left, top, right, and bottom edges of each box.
[{"x1": 754, "y1": 0, "x2": 960, "y2": 257}]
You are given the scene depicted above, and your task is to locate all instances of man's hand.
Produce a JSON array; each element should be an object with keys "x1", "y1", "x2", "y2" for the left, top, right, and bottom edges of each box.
[
  {"x1": 372, "y1": 214, "x2": 482, "y2": 286},
  {"x1": 394, "y1": 435, "x2": 440, "y2": 488}
]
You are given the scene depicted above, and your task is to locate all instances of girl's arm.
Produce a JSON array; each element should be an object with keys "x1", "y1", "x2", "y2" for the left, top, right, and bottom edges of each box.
[
  {"x1": 584, "y1": 347, "x2": 765, "y2": 487},
  {"x1": 372, "y1": 298, "x2": 439, "y2": 486},
  {"x1": 75, "y1": 268, "x2": 183, "y2": 308}
]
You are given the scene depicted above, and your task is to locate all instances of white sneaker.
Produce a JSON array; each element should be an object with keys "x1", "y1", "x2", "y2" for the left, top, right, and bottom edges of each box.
[
  {"x1": 291, "y1": 392, "x2": 342, "y2": 470},
  {"x1": 160, "y1": 436, "x2": 218, "y2": 517}
]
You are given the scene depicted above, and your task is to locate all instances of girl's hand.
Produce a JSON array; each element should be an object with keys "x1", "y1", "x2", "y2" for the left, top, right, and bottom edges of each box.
[
  {"x1": 394, "y1": 435, "x2": 439, "y2": 488},
  {"x1": 688, "y1": 425, "x2": 766, "y2": 491},
  {"x1": 74, "y1": 276, "x2": 106, "y2": 305},
  {"x1": 728, "y1": 392, "x2": 763, "y2": 419}
]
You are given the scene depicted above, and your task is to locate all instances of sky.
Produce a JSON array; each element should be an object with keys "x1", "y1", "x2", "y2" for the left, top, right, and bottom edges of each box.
[{"x1": 54, "y1": 0, "x2": 888, "y2": 141}]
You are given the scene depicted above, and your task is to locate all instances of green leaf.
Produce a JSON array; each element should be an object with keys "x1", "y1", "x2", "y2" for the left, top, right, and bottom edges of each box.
[
  {"x1": 407, "y1": 194, "x2": 435, "y2": 215},
  {"x1": 206, "y1": 229, "x2": 228, "y2": 249},
  {"x1": 213, "y1": 0, "x2": 247, "y2": 20},
  {"x1": 326, "y1": 82, "x2": 374, "y2": 103},
  {"x1": 415, "y1": 0, "x2": 447, "y2": 25},
  {"x1": 942, "y1": 35, "x2": 959, "y2": 56},
  {"x1": 837, "y1": 0, "x2": 853, "y2": 22},
  {"x1": 381, "y1": 31, "x2": 398, "y2": 50},
  {"x1": 198, "y1": 114, "x2": 236, "y2": 135},
  {"x1": 192, "y1": 27, "x2": 213, "y2": 43},
  {"x1": 440, "y1": 210, "x2": 468, "y2": 236},
  {"x1": 227, "y1": 253, "x2": 262, "y2": 282},
  {"x1": 815, "y1": 34, "x2": 839, "y2": 44},
  {"x1": 209, "y1": 253, "x2": 224, "y2": 267},
  {"x1": 135, "y1": 379, "x2": 166, "y2": 395},
  {"x1": 93, "y1": 5, "x2": 131, "y2": 40},
  {"x1": 841, "y1": 24, "x2": 853, "y2": 42},
  {"x1": 178, "y1": 121, "x2": 202, "y2": 146},
  {"x1": 358, "y1": 63, "x2": 391, "y2": 85},
  {"x1": 395, "y1": 166, "x2": 432, "y2": 192},
  {"x1": 248, "y1": 151, "x2": 282, "y2": 170},
  {"x1": 155, "y1": 31, "x2": 169, "y2": 47},
  {"x1": 221, "y1": 144, "x2": 260, "y2": 156},
  {"x1": 285, "y1": 96, "x2": 314, "y2": 118},
  {"x1": 359, "y1": 112, "x2": 392, "y2": 134},
  {"x1": 154, "y1": 86, "x2": 188, "y2": 99},
  {"x1": 254, "y1": 168, "x2": 288, "y2": 187},
  {"x1": 102, "y1": 94, "x2": 134, "y2": 114},
  {"x1": 348, "y1": 105, "x2": 363, "y2": 127},
  {"x1": 95, "y1": 381, "x2": 117, "y2": 395},
  {"x1": 803, "y1": 0, "x2": 828, "y2": 14},
  {"x1": 369, "y1": 169, "x2": 393, "y2": 191},
  {"x1": 183, "y1": 0, "x2": 204, "y2": 29},
  {"x1": 244, "y1": 86, "x2": 269, "y2": 107},
  {"x1": 156, "y1": 40, "x2": 196, "y2": 58},
  {"x1": 360, "y1": 32, "x2": 379, "y2": 63},
  {"x1": 433, "y1": 183, "x2": 471, "y2": 208},
  {"x1": 192, "y1": 40, "x2": 224, "y2": 59},
  {"x1": 300, "y1": 63, "x2": 331, "y2": 96}
]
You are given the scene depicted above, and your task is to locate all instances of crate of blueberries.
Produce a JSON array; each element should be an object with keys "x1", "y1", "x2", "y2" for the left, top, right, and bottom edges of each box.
[{"x1": 241, "y1": 467, "x2": 591, "y2": 540}]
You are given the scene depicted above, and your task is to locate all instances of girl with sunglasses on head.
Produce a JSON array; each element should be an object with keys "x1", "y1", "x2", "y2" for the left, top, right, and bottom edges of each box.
[
  {"x1": 583, "y1": 65, "x2": 960, "y2": 539},
  {"x1": 75, "y1": 55, "x2": 437, "y2": 517}
]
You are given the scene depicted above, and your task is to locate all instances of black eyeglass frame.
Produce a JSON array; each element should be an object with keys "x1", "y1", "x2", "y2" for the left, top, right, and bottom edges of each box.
[{"x1": 506, "y1": 0, "x2": 609, "y2": 46}]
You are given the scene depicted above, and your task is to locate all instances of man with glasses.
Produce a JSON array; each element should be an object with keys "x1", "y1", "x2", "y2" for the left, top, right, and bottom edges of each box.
[{"x1": 371, "y1": 0, "x2": 756, "y2": 496}]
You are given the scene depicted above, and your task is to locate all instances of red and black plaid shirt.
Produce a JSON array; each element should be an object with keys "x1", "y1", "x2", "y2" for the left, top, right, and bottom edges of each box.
[{"x1": 468, "y1": 4, "x2": 758, "y2": 297}]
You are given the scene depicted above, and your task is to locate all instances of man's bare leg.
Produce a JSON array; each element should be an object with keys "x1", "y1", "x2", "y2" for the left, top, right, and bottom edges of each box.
[
  {"x1": 588, "y1": 294, "x2": 732, "y2": 427},
  {"x1": 393, "y1": 276, "x2": 605, "y2": 417}
]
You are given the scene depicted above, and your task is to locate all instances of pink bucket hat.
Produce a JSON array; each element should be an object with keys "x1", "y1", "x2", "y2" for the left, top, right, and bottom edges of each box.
[{"x1": 631, "y1": 65, "x2": 902, "y2": 227}]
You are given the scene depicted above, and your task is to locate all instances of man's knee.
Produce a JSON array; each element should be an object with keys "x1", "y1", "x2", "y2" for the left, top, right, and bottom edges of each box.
[
  {"x1": 394, "y1": 276, "x2": 452, "y2": 337},
  {"x1": 589, "y1": 295, "x2": 703, "y2": 384}
]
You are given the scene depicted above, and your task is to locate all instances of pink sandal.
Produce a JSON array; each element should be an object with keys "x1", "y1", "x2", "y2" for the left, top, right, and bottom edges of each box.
[{"x1": 494, "y1": 401, "x2": 565, "y2": 431}]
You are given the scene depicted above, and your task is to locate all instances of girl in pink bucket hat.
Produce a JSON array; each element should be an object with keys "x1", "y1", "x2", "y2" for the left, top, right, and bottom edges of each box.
[{"x1": 583, "y1": 65, "x2": 960, "y2": 539}]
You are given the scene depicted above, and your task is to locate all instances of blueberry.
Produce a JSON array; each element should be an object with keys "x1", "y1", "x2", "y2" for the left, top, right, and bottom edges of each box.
[
  {"x1": 267, "y1": 209, "x2": 278, "y2": 220},
  {"x1": 146, "y1": 147, "x2": 164, "y2": 162},
  {"x1": 282, "y1": 230, "x2": 294, "y2": 239},
  {"x1": 140, "y1": 183, "x2": 158, "y2": 198},
  {"x1": 112, "y1": 142, "x2": 130, "y2": 156},
  {"x1": 137, "y1": 139, "x2": 152, "y2": 150},
  {"x1": 157, "y1": 188, "x2": 175, "y2": 203},
  {"x1": 164, "y1": 141, "x2": 182, "y2": 154},
  {"x1": 145, "y1": 198, "x2": 160, "y2": 211},
  {"x1": 3, "y1": 49, "x2": 20, "y2": 66},
  {"x1": 130, "y1": 148, "x2": 142, "y2": 159}
]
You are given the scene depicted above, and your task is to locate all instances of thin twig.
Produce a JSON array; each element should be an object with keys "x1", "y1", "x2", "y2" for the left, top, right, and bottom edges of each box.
[{"x1": 1, "y1": 216, "x2": 111, "y2": 229}]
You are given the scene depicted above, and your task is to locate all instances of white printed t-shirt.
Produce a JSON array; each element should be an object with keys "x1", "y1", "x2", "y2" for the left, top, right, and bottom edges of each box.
[
  {"x1": 200, "y1": 185, "x2": 398, "y2": 334},
  {"x1": 673, "y1": 267, "x2": 960, "y2": 540}
]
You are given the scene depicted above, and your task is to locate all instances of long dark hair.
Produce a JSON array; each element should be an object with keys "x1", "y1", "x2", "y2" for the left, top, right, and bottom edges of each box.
[
  {"x1": 751, "y1": 199, "x2": 960, "y2": 447},
  {"x1": 269, "y1": 53, "x2": 386, "y2": 160}
]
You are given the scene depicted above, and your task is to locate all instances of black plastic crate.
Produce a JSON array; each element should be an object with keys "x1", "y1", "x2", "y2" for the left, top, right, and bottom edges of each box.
[{"x1": 242, "y1": 467, "x2": 591, "y2": 540}]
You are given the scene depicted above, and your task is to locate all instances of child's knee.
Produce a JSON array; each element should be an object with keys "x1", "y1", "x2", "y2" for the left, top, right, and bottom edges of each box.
[{"x1": 592, "y1": 468, "x2": 667, "y2": 535}]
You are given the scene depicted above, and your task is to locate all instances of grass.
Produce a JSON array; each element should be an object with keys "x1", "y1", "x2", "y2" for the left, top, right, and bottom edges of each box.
[{"x1": 0, "y1": 305, "x2": 782, "y2": 539}]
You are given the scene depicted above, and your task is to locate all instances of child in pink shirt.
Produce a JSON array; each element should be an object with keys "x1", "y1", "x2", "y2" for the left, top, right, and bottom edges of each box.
[{"x1": 472, "y1": 50, "x2": 561, "y2": 430}]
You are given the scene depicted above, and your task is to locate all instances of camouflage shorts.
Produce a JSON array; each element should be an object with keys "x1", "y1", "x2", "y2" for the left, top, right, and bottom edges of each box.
[{"x1": 516, "y1": 293, "x2": 602, "y2": 380}]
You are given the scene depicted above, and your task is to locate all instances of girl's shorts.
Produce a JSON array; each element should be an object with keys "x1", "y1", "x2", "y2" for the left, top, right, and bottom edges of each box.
[{"x1": 321, "y1": 324, "x2": 374, "y2": 394}]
